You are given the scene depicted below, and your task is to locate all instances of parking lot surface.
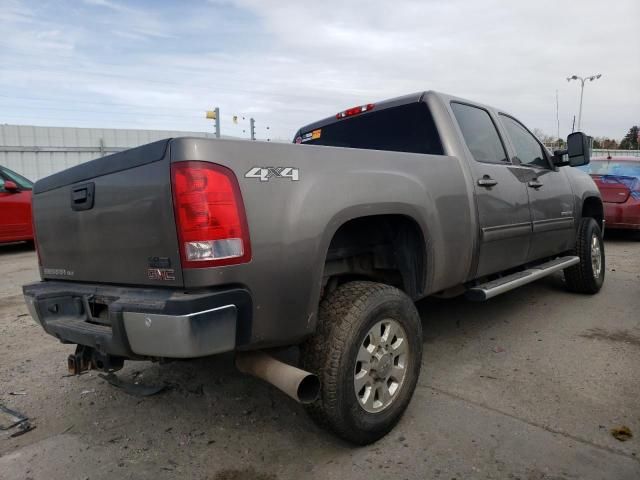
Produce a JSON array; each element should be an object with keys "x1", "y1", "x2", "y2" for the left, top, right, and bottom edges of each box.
[{"x1": 1, "y1": 235, "x2": 639, "y2": 480}]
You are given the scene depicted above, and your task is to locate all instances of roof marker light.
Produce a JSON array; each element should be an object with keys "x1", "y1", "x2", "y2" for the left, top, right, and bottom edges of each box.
[{"x1": 336, "y1": 103, "x2": 375, "y2": 119}]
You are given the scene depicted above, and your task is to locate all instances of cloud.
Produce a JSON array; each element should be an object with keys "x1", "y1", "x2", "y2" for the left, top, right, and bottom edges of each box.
[
  {"x1": 0, "y1": 0, "x2": 638, "y2": 141},
  {"x1": 82, "y1": 0, "x2": 129, "y2": 12}
]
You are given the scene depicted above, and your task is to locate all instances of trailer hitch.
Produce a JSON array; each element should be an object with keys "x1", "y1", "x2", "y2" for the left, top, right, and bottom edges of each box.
[
  {"x1": 67, "y1": 345, "x2": 124, "y2": 375},
  {"x1": 67, "y1": 345, "x2": 93, "y2": 375}
]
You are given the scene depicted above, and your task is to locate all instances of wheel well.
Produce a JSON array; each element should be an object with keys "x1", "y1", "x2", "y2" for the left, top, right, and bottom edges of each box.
[
  {"x1": 582, "y1": 197, "x2": 604, "y2": 229},
  {"x1": 322, "y1": 215, "x2": 425, "y2": 299}
]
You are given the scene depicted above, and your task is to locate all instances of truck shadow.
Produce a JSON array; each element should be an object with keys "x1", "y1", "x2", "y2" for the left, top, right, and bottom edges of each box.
[
  {"x1": 603, "y1": 229, "x2": 640, "y2": 243},
  {"x1": 0, "y1": 241, "x2": 34, "y2": 255},
  {"x1": 82, "y1": 273, "x2": 570, "y2": 450},
  {"x1": 416, "y1": 272, "x2": 566, "y2": 344}
]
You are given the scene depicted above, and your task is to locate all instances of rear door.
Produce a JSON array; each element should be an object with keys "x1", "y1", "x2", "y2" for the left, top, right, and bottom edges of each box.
[
  {"x1": 450, "y1": 102, "x2": 532, "y2": 277},
  {"x1": 0, "y1": 167, "x2": 33, "y2": 242},
  {"x1": 498, "y1": 114, "x2": 575, "y2": 262}
]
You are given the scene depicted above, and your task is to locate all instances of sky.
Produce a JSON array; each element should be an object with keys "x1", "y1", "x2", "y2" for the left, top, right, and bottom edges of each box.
[{"x1": 0, "y1": 0, "x2": 638, "y2": 142}]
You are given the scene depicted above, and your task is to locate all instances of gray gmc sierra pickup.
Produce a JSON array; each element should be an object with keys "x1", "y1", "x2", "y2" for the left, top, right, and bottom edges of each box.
[{"x1": 23, "y1": 91, "x2": 605, "y2": 444}]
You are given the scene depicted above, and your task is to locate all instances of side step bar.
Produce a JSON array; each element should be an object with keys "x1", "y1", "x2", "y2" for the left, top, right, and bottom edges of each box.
[{"x1": 466, "y1": 256, "x2": 579, "y2": 301}]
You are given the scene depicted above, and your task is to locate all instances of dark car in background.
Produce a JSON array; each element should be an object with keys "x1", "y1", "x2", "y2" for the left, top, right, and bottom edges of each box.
[
  {"x1": 0, "y1": 166, "x2": 34, "y2": 244},
  {"x1": 579, "y1": 156, "x2": 640, "y2": 234}
]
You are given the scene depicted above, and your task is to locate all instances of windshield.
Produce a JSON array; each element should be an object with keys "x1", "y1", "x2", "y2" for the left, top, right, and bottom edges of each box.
[
  {"x1": 578, "y1": 160, "x2": 640, "y2": 178},
  {"x1": 1, "y1": 166, "x2": 34, "y2": 189}
]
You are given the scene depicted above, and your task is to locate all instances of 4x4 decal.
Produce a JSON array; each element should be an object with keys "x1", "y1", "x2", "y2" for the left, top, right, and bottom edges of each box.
[{"x1": 245, "y1": 167, "x2": 299, "y2": 182}]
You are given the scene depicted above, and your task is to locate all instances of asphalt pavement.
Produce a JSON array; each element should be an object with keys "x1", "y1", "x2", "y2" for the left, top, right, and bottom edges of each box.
[{"x1": 1, "y1": 234, "x2": 638, "y2": 480}]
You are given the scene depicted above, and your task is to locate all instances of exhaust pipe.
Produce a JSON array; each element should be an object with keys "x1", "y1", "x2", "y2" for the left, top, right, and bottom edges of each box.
[{"x1": 235, "y1": 351, "x2": 320, "y2": 404}]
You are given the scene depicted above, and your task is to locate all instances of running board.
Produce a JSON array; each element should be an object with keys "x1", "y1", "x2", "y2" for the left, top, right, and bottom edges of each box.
[{"x1": 466, "y1": 256, "x2": 579, "y2": 301}]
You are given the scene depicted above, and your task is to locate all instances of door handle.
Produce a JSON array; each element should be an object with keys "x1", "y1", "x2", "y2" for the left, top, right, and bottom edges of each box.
[
  {"x1": 71, "y1": 182, "x2": 95, "y2": 211},
  {"x1": 477, "y1": 177, "x2": 498, "y2": 188},
  {"x1": 527, "y1": 180, "x2": 543, "y2": 189}
]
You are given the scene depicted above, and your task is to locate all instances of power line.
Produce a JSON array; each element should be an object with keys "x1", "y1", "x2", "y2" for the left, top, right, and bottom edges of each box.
[
  {"x1": 0, "y1": 93, "x2": 208, "y2": 112},
  {"x1": 0, "y1": 113, "x2": 211, "y2": 129},
  {"x1": 0, "y1": 102, "x2": 206, "y2": 119}
]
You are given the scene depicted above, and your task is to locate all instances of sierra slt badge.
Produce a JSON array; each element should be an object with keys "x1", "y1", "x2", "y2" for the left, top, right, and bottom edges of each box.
[
  {"x1": 43, "y1": 267, "x2": 75, "y2": 277},
  {"x1": 245, "y1": 167, "x2": 299, "y2": 182}
]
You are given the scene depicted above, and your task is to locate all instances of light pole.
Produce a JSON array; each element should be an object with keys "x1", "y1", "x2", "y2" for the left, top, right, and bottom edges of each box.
[{"x1": 566, "y1": 74, "x2": 602, "y2": 131}]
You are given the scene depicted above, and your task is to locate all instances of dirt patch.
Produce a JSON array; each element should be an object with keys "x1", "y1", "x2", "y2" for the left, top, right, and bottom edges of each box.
[
  {"x1": 212, "y1": 467, "x2": 277, "y2": 480},
  {"x1": 610, "y1": 425, "x2": 633, "y2": 442},
  {"x1": 579, "y1": 327, "x2": 640, "y2": 347},
  {"x1": 0, "y1": 294, "x2": 26, "y2": 309}
]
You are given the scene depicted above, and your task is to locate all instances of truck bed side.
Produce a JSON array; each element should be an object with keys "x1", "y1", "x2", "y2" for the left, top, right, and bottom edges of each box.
[{"x1": 169, "y1": 137, "x2": 474, "y2": 347}]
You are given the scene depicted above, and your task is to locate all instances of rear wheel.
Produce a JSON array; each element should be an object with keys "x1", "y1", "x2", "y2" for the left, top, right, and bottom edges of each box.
[
  {"x1": 301, "y1": 281, "x2": 422, "y2": 445},
  {"x1": 564, "y1": 218, "x2": 605, "y2": 294}
]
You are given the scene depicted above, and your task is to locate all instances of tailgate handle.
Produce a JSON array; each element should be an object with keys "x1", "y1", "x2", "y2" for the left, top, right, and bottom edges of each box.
[{"x1": 71, "y1": 183, "x2": 95, "y2": 211}]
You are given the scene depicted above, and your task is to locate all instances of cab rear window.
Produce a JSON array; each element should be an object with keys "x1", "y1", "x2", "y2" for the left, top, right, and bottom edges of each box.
[{"x1": 296, "y1": 102, "x2": 444, "y2": 155}]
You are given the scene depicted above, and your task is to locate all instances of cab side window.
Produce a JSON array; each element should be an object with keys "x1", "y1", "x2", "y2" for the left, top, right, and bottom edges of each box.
[
  {"x1": 451, "y1": 102, "x2": 508, "y2": 164},
  {"x1": 499, "y1": 115, "x2": 549, "y2": 168}
]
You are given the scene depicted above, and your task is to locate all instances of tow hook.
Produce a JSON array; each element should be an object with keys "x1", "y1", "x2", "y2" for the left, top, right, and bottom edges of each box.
[{"x1": 67, "y1": 345, "x2": 124, "y2": 375}]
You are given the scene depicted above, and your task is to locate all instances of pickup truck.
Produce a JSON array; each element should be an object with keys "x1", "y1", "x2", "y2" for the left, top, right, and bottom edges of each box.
[{"x1": 23, "y1": 91, "x2": 604, "y2": 445}]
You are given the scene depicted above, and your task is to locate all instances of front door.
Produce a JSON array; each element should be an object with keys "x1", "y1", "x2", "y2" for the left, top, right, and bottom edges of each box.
[
  {"x1": 498, "y1": 114, "x2": 575, "y2": 261},
  {"x1": 450, "y1": 102, "x2": 532, "y2": 277}
]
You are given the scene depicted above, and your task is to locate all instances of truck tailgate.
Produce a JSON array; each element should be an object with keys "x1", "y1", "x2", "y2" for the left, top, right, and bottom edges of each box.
[{"x1": 32, "y1": 139, "x2": 184, "y2": 287}]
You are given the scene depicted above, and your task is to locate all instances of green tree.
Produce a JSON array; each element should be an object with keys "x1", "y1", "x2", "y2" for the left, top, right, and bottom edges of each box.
[
  {"x1": 593, "y1": 137, "x2": 619, "y2": 149},
  {"x1": 619, "y1": 125, "x2": 639, "y2": 150}
]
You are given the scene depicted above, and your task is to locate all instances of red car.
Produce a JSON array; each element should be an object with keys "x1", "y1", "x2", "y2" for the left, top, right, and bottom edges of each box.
[
  {"x1": 0, "y1": 165, "x2": 34, "y2": 244},
  {"x1": 579, "y1": 156, "x2": 640, "y2": 233}
]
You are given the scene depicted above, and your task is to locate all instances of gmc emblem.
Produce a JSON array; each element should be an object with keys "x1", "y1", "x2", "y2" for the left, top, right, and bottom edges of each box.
[{"x1": 147, "y1": 268, "x2": 176, "y2": 281}]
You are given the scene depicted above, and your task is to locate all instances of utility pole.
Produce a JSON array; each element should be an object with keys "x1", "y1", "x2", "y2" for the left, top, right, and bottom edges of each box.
[
  {"x1": 249, "y1": 117, "x2": 255, "y2": 141},
  {"x1": 215, "y1": 107, "x2": 220, "y2": 138},
  {"x1": 555, "y1": 89, "x2": 560, "y2": 146},
  {"x1": 205, "y1": 107, "x2": 220, "y2": 138},
  {"x1": 566, "y1": 74, "x2": 602, "y2": 131}
]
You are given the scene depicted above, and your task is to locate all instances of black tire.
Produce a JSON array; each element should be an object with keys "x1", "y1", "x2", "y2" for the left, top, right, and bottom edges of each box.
[
  {"x1": 564, "y1": 218, "x2": 605, "y2": 294},
  {"x1": 301, "y1": 281, "x2": 423, "y2": 445}
]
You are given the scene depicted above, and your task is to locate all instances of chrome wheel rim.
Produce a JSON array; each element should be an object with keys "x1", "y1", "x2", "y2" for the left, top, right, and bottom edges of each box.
[
  {"x1": 591, "y1": 234, "x2": 602, "y2": 279},
  {"x1": 354, "y1": 319, "x2": 409, "y2": 413}
]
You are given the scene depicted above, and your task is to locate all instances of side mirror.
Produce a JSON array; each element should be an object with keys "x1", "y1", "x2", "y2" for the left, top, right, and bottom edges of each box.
[
  {"x1": 566, "y1": 132, "x2": 592, "y2": 167},
  {"x1": 3, "y1": 180, "x2": 19, "y2": 192},
  {"x1": 551, "y1": 132, "x2": 592, "y2": 167}
]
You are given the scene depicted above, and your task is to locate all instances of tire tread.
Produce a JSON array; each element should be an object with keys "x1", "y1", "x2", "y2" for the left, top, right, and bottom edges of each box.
[
  {"x1": 301, "y1": 281, "x2": 421, "y2": 444},
  {"x1": 564, "y1": 218, "x2": 604, "y2": 294}
]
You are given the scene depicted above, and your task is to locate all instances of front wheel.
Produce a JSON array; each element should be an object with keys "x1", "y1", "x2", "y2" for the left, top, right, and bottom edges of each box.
[
  {"x1": 564, "y1": 217, "x2": 605, "y2": 294},
  {"x1": 301, "y1": 281, "x2": 423, "y2": 445}
]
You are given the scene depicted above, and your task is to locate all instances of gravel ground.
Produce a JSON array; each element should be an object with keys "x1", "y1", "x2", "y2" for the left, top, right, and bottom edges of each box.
[{"x1": 1, "y1": 234, "x2": 639, "y2": 480}]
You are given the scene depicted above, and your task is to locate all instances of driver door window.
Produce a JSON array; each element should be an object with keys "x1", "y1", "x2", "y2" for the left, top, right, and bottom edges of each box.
[{"x1": 499, "y1": 115, "x2": 549, "y2": 168}]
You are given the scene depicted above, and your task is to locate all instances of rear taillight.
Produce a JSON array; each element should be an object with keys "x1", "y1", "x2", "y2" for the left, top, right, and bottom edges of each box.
[{"x1": 171, "y1": 161, "x2": 251, "y2": 268}]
